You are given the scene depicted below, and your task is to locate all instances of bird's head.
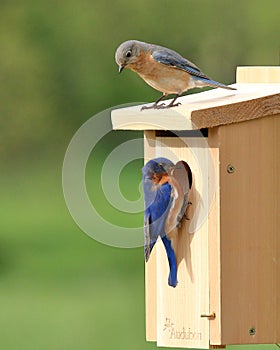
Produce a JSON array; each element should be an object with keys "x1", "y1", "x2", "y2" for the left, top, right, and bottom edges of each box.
[
  {"x1": 142, "y1": 158, "x2": 174, "y2": 183},
  {"x1": 115, "y1": 40, "x2": 144, "y2": 73}
]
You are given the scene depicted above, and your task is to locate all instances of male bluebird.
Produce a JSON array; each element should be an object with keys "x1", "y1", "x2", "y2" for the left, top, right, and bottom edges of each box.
[
  {"x1": 142, "y1": 158, "x2": 192, "y2": 287},
  {"x1": 115, "y1": 40, "x2": 236, "y2": 109}
]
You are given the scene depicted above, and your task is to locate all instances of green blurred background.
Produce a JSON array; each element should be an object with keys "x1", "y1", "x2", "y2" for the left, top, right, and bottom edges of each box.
[{"x1": 1, "y1": 0, "x2": 279, "y2": 349}]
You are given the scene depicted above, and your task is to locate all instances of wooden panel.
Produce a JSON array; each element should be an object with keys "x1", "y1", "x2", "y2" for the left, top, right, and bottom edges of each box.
[
  {"x1": 154, "y1": 137, "x2": 210, "y2": 349},
  {"x1": 218, "y1": 115, "x2": 280, "y2": 344},
  {"x1": 207, "y1": 130, "x2": 222, "y2": 346},
  {"x1": 191, "y1": 93, "x2": 280, "y2": 130},
  {"x1": 237, "y1": 66, "x2": 280, "y2": 83},
  {"x1": 144, "y1": 130, "x2": 157, "y2": 341}
]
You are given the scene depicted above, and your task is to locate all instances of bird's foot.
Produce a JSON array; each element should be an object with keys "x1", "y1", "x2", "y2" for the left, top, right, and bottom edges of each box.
[
  {"x1": 141, "y1": 101, "x2": 181, "y2": 111},
  {"x1": 183, "y1": 202, "x2": 192, "y2": 221},
  {"x1": 167, "y1": 101, "x2": 181, "y2": 108},
  {"x1": 141, "y1": 102, "x2": 166, "y2": 111}
]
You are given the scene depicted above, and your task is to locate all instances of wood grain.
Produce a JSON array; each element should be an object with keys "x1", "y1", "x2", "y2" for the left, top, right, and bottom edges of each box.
[
  {"x1": 218, "y1": 115, "x2": 280, "y2": 344},
  {"x1": 207, "y1": 131, "x2": 222, "y2": 346},
  {"x1": 237, "y1": 66, "x2": 280, "y2": 83},
  {"x1": 144, "y1": 131, "x2": 157, "y2": 342},
  {"x1": 191, "y1": 93, "x2": 280, "y2": 129},
  {"x1": 154, "y1": 137, "x2": 210, "y2": 349}
]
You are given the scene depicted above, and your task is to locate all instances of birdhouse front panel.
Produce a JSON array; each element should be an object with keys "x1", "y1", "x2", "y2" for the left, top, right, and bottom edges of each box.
[{"x1": 144, "y1": 131, "x2": 215, "y2": 349}]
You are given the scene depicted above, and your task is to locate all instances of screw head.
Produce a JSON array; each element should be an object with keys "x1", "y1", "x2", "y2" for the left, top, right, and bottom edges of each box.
[
  {"x1": 227, "y1": 164, "x2": 235, "y2": 174},
  {"x1": 249, "y1": 327, "x2": 256, "y2": 336}
]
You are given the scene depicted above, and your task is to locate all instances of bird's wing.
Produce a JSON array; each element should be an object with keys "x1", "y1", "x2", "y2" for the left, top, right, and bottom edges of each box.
[
  {"x1": 143, "y1": 179, "x2": 173, "y2": 262},
  {"x1": 165, "y1": 161, "x2": 192, "y2": 235},
  {"x1": 152, "y1": 49, "x2": 237, "y2": 90},
  {"x1": 152, "y1": 48, "x2": 211, "y2": 80}
]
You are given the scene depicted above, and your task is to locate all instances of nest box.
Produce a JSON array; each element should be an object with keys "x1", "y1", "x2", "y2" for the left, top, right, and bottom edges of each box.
[{"x1": 111, "y1": 67, "x2": 280, "y2": 349}]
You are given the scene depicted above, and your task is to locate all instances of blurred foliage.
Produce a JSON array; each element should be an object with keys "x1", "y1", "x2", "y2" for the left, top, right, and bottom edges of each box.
[
  {"x1": 1, "y1": 0, "x2": 279, "y2": 161},
  {"x1": 1, "y1": 0, "x2": 279, "y2": 349}
]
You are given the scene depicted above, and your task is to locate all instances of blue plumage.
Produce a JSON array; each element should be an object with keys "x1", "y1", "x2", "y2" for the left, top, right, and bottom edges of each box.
[{"x1": 142, "y1": 157, "x2": 192, "y2": 288}]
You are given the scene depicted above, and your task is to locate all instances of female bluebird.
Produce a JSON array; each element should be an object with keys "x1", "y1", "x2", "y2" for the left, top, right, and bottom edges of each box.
[
  {"x1": 115, "y1": 40, "x2": 236, "y2": 109},
  {"x1": 142, "y1": 158, "x2": 192, "y2": 287}
]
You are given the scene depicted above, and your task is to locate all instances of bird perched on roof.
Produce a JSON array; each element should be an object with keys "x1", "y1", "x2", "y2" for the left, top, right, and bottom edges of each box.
[
  {"x1": 115, "y1": 40, "x2": 236, "y2": 110},
  {"x1": 142, "y1": 157, "x2": 192, "y2": 287}
]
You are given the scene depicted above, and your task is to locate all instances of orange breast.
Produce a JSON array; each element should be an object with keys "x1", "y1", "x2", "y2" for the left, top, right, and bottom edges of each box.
[{"x1": 127, "y1": 52, "x2": 191, "y2": 94}]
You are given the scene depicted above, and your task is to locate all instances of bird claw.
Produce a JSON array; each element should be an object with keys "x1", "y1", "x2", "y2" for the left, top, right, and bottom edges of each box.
[
  {"x1": 141, "y1": 102, "x2": 181, "y2": 111},
  {"x1": 141, "y1": 103, "x2": 166, "y2": 111},
  {"x1": 168, "y1": 102, "x2": 181, "y2": 108},
  {"x1": 183, "y1": 202, "x2": 192, "y2": 221},
  {"x1": 140, "y1": 104, "x2": 152, "y2": 111}
]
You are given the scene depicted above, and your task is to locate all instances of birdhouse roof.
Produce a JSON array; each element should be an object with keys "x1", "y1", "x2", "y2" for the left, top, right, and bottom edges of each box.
[
  {"x1": 111, "y1": 83, "x2": 280, "y2": 130},
  {"x1": 111, "y1": 82, "x2": 280, "y2": 130}
]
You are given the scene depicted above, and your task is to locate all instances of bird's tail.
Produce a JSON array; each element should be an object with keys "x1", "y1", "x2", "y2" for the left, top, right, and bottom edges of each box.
[{"x1": 194, "y1": 76, "x2": 237, "y2": 90}]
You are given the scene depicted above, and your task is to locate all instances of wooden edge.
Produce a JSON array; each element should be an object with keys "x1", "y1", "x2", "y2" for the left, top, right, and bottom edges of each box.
[
  {"x1": 208, "y1": 128, "x2": 222, "y2": 346},
  {"x1": 144, "y1": 130, "x2": 157, "y2": 342},
  {"x1": 191, "y1": 93, "x2": 280, "y2": 129},
  {"x1": 237, "y1": 66, "x2": 280, "y2": 83}
]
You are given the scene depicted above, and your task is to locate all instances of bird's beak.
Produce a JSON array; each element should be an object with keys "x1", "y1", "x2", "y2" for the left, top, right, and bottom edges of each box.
[{"x1": 118, "y1": 64, "x2": 126, "y2": 73}]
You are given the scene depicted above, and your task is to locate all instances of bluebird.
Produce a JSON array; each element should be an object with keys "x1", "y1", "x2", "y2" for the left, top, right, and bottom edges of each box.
[
  {"x1": 142, "y1": 158, "x2": 192, "y2": 287},
  {"x1": 115, "y1": 40, "x2": 236, "y2": 110}
]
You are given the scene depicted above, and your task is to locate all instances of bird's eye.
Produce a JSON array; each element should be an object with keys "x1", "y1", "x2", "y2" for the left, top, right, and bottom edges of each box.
[{"x1": 126, "y1": 50, "x2": 132, "y2": 58}]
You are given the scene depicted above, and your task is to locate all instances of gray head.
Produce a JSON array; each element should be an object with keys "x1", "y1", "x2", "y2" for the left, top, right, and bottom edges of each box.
[{"x1": 115, "y1": 40, "x2": 147, "y2": 73}]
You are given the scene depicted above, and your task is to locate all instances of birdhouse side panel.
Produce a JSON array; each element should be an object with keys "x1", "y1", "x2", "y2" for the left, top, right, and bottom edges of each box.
[{"x1": 218, "y1": 115, "x2": 280, "y2": 344}]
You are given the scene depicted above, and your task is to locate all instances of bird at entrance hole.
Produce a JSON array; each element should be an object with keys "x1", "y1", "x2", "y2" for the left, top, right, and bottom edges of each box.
[{"x1": 142, "y1": 157, "x2": 192, "y2": 287}]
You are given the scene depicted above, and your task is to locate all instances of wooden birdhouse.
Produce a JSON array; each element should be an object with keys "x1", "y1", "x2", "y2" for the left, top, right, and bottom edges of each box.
[{"x1": 111, "y1": 67, "x2": 280, "y2": 349}]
